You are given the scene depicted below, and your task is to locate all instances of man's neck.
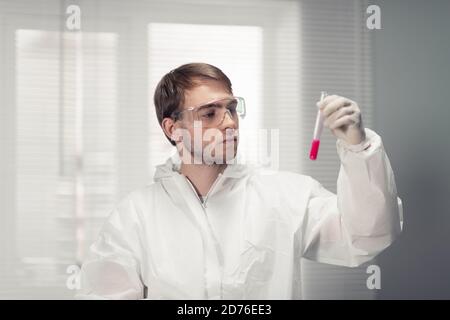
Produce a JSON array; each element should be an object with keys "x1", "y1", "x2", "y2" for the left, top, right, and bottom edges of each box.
[{"x1": 180, "y1": 162, "x2": 227, "y2": 197}]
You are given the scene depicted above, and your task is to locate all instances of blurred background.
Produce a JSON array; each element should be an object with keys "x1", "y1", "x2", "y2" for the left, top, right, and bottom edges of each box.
[{"x1": 0, "y1": 0, "x2": 449, "y2": 299}]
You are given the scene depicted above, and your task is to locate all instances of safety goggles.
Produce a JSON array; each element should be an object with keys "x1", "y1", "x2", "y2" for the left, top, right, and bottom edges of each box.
[{"x1": 171, "y1": 96, "x2": 246, "y2": 128}]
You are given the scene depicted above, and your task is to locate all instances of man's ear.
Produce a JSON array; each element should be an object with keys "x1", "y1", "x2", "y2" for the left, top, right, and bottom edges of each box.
[{"x1": 161, "y1": 117, "x2": 180, "y2": 143}]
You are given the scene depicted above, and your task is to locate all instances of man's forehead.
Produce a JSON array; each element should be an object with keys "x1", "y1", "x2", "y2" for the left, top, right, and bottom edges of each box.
[{"x1": 183, "y1": 80, "x2": 232, "y2": 109}]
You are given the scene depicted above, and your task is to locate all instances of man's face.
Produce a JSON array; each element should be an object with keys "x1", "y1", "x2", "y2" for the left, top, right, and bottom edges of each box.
[{"x1": 174, "y1": 79, "x2": 239, "y2": 164}]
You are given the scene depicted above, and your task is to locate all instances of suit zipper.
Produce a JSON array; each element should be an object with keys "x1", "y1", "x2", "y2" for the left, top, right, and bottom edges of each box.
[
  {"x1": 185, "y1": 173, "x2": 223, "y2": 209},
  {"x1": 184, "y1": 173, "x2": 225, "y2": 298},
  {"x1": 202, "y1": 173, "x2": 223, "y2": 208}
]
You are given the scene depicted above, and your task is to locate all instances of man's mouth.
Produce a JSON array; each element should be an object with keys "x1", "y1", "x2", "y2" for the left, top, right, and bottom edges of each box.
[{"x1": 223, "y1": 136, "x2": 238, "y2": 143}]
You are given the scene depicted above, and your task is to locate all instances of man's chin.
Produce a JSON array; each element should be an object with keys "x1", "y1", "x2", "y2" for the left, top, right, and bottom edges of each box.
[
  {"x1": 180, "y1": 141, "x2": 238, "y2": 165},
  {"x1": 205, "y1": 148, "x2": 238, "y2": 165}
]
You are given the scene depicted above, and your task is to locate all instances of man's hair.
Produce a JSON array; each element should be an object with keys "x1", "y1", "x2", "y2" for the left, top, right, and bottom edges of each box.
[{"x1": 154, "y1": 62, "x2": 233, "y2": 146}]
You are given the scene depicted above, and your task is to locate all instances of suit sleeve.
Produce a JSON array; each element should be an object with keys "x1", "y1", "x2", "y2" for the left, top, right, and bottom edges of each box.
[{"x1": 301, "y1": 128, "x2": 403, "y2": 267}]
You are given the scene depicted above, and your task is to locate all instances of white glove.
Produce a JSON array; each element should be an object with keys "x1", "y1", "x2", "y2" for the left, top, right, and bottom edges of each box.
[{"x1": 316, "y1": 94, "x2": 366, "y2": 145}]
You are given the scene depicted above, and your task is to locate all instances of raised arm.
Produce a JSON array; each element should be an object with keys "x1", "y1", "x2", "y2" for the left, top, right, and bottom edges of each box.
[{"x1": 301, "y1": 128, "x2": 403, "y2": 267}]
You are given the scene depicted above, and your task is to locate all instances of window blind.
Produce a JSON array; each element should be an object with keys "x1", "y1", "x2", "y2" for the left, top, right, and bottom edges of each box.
[{"x1": 299, "y1": 0, "x2": 376, "y2": 300}]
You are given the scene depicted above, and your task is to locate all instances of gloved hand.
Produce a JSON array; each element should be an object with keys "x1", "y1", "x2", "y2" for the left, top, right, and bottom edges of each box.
[{"x1": 316, "y1": 94, "x2": 366, "y2": 145}]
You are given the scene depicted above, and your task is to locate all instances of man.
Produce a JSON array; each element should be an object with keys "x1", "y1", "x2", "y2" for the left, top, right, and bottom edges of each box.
[{"x1": 76, "y1": 63, "x2": 403, "y2": 299}]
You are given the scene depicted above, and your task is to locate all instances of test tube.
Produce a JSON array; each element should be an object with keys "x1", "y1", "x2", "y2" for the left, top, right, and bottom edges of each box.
[{"x1": 309, "y1": 91, "x2": 328, "y2": 160}]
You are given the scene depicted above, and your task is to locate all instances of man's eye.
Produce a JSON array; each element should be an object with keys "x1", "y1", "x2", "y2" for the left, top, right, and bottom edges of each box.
[
  {"x1": 201, "y1": 111, "x2": 216, "y2": 118},
  {"x1": 227, "y1": 105, "x2": 237, "y2": 114},
  {"x1": 227, "y1": 100, "x2": 238, "y2": 110}
]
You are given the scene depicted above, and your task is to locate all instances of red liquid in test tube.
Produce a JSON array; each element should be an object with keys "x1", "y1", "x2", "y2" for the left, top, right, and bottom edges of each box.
[{"x1": 309, "y1": 91, "x2": 328, "y2": 160}]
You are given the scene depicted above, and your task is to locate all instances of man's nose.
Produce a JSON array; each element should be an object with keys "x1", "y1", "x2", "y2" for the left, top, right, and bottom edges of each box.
[{"x1": 219, "y1": 110, "x2": 237, "y2": 129}]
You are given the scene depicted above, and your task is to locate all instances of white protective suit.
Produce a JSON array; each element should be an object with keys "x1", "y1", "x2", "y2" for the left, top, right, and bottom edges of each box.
[{"x1": 76, "y1": 128, "x2": 403, "y2": 299}]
